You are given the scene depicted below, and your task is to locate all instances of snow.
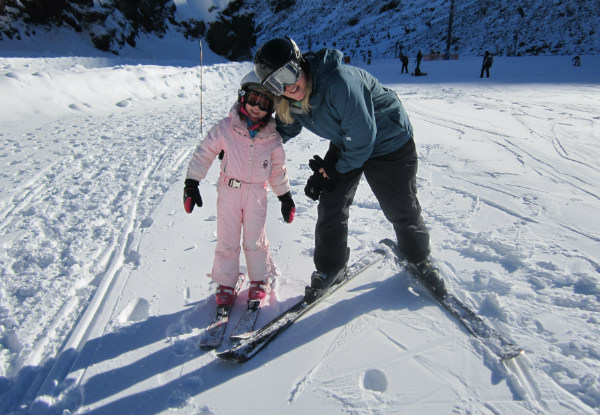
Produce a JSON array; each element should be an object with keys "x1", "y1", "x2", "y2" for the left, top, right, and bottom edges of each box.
[
  {"x1": 1, "y1": 32, "x2": 600, "y2": 415},
  {"x1": 172, "y1": 0, "x2": 231, "y2": 23}
]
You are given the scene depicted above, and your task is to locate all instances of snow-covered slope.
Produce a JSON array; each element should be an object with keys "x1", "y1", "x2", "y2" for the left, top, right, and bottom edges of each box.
[{"x1": 1, "y1": 38, "x2": 600, "y2": 414}]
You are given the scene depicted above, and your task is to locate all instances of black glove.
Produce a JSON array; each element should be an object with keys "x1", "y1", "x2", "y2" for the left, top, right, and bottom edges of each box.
[
  {"x1": 308, "y1": 155, "x2": 324, "y2": 174},
  {"x1": 277, "y1": 191, "x2": 296, "y2": 223},
  {"x1": 304, "y1": 173, "x2": 324, "y2": 201},
  {"x1": 305, "y1": 145, "x2": 341, "y2": 199},
  {"x1": 309, "y1": 154, "x2": 341, "y2": 189},
  {"x1": 310, "y1": 155, "x2": 340, "y2": 180},
  {"x1": 218, "y1": 150, "x2": 224, "y2": 160},
  {"x1": 183, "y1": 179, "x2": 202, "y2": 213}
]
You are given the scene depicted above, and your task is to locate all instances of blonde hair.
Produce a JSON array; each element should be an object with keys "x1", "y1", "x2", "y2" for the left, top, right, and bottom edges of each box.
[{"x1": 273, "y1": 69, "x2": 313, "y2": 125}]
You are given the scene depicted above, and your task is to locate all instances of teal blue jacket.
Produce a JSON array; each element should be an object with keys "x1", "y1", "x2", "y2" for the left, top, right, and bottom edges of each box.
[{"x1": 276, "y1": 48, "x2": 413, "y2": 173}]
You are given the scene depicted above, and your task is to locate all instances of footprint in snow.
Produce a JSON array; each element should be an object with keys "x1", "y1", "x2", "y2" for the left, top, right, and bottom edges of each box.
[
  {"x1": 361, "y1": 369, "x2": 388, "y2": 392},
  {"x1": 116, "y1": 99, "x2": 132, "y2": 108},
  {"x1": 117, "y1": 297, "x2": 150, "y2": 323}
]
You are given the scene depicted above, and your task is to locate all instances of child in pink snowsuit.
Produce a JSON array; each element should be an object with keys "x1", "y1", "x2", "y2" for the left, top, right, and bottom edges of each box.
[{"x1": 183, "y1": 71, "x2": 295, "y2": 305}]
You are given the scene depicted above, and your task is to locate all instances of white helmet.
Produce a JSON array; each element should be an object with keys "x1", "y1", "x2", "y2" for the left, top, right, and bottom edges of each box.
[
  {"x1": 239, "y1": 70, "x2": 270, "y2": 96},
  {"x1": 237, "y1": 70, "x2": 274, "y2": 116}
]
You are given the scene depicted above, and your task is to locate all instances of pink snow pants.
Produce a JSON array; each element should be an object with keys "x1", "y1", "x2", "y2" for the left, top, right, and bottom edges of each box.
[{"x1": 210, "y1": 176, "x2": 277, "y2": 287}]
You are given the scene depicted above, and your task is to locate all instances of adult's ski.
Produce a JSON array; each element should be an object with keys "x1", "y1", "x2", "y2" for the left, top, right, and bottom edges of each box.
[
  {"x1": 380, "y1": 238, "x2": 523, "y2": 361},
  {"x1": 198, "y1": 273, "x2": 246, "y2": 349},
  {"x1": 217, "y1": 248, "x2": 386, "y2": 363},
  {"x1": 230, "y1": 277, "x2": 274, "y2": 341}
]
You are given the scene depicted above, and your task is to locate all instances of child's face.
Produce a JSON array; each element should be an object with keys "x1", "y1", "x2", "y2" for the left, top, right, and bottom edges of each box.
[
  {"x1": 244, "y1": 90, "x2": 273, "y2": 122},
  {"x1": 244, "y1": 102, "x2": 269, "y2": 122}
]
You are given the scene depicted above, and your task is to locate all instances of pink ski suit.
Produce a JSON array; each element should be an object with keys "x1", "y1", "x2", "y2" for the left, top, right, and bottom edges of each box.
[{"x1": 186, "y1": 103, "x2": 290, "y2": 287}]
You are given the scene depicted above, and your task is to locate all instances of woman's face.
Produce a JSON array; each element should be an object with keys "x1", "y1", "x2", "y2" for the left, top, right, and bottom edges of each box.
[{"x1": 282, "y1": 70, "x2": 307, "y2": 101}]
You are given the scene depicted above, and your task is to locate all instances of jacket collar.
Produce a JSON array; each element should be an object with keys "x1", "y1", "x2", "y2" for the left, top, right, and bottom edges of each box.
[{"x1": 229, "y1": 103, "x2": 277, "y2": 140}]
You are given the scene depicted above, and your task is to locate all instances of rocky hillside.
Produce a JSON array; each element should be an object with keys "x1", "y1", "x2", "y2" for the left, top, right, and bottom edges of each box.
[
  {"x1": 1, "y1": 0, "x2": 598, "y2": 60},
  {"x1": 249, "y1": 0, "x2": 599, "y2": 61}
]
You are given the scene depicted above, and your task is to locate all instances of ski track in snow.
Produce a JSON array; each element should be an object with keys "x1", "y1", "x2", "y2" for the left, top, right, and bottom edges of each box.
[
  {"x1": 2, "y1": 110, "x2": 195, "y2": 359},
  {"x1": 404, "y1": 87, "x2": 600, "y2": 412},
  {"x1": 0, "y1": 61, "x2": 242, "y2": 411},
  {"x1": 1, "y1": 55, "x2": 600, "y2": 414}
]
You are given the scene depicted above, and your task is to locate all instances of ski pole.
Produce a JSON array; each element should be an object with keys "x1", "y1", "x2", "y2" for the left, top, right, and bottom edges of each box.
[{"x1": 199, "y1": 38, "x2": 203, "y2": 136}]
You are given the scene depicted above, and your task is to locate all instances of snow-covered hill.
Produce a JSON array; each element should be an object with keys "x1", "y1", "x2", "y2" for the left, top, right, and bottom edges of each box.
[
  {"x1": 248, "y1": 0, "x2": 600, "y2": 59},
  {"x1": 2, "y1": 0, "x2": 599, "y2": 60},
  {"x1": 1, "y1": 34, "x2": 600, "y2": 415}
]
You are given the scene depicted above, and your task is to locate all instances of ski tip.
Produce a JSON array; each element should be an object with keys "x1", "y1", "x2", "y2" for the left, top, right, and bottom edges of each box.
[
  {"x1": 500, "y1": 348, "x2": 525, "y2": 362},
  {"x1": 217, "y1": 350, "x2": 248, "y2": 364}
]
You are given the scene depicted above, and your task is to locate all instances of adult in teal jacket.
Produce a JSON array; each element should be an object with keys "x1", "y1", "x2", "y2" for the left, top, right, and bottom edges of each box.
[{"x1": 254, "y1": 37, "x2": 446, "y2": 297}]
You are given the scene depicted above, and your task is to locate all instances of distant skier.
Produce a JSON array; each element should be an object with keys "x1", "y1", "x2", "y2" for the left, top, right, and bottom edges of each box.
[
  {"x1": 183, "y1": 71, "x2": 296, "y2": 306},
  {"x1": 572, "y1": 55, "x2": 581, "y2": 67},
  {"x1": 401, "y1": 54, "x2": 409, "y2": 74},
  {"x1": 416, "y1": 49, "x2": 423, "y2": 70},
  {"x1": 480, "y1": 51, "x2": 493, "y2": 78}
]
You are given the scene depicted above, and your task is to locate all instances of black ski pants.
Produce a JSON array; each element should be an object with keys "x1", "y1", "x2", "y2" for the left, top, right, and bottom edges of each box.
[{"x1": 314, "y1": 138, "x2": 431, "y2": 275}]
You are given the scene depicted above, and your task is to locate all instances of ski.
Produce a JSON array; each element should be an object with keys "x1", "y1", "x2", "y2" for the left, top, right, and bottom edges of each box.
[
  {"x1": 198, "y1": 273, "x2": 246, "y2": 349},
  {"x1": 217, "y1": 248, "x2": 386, "y2": 363},
  {"x1": 230, "y1": 277, "x2": 274, "y2": 341},
  {"x1": 380, "y1": 238, "x2": 524, "y2": 361}
]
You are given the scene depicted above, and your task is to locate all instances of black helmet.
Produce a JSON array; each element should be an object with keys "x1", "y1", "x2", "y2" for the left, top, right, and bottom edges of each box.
[{"x1": 254, "y1": 37, "x2": 303, "y2": 95}]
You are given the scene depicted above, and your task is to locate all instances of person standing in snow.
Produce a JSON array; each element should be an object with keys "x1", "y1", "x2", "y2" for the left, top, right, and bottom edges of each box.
[
  {"x1": 416, "y1": 49, "x2": 423, "y2": 70},
  {"x1": 401, "y1": 54, "x2": 409, "y2": 74},
  {"x1": 480, "y1": 51, "x2": 493, "y2": 78},
  {"x1": 183, "y1": 71, "x2": 296, "y2": 305},
  {"x1": 253, "y1": 37, "x2": 446, "y2": 297}
]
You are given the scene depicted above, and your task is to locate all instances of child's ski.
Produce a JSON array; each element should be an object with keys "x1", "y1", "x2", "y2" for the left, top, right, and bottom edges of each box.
[
  {"x1": 217, "y1": 248, "x2": 386, "y2": 363},
  {"x1": 230, "y1": 277, "x2": 274, "y2": 341},
  {"x1": 198, "y1": 273, "x2": 246, "y2": 349}
]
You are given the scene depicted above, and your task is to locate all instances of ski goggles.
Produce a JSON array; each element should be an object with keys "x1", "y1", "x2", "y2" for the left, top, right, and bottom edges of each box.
[
  {"x1": 244, "y1": 91, "x2": 273, "y2": 112},
  {"x1": 262, "y1": 60, "x2": 301, "y2": 96}
]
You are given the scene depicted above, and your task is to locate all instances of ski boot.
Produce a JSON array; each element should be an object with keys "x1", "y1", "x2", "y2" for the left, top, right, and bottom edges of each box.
[
  {"x1": 310, "y1": 268, "x2": 347, "y2": 290},
  {"x1": 215, "y1": 285, "x2": 236, "y2": 306},
  {"x1": 303, "y1": 268, "x2": 347, "y2": 304},
  {"x1": 407, "y1": 258, "x2": 447, "y2": 298},
  {"x1": 248, "y1": 280, "x2": 269, "y2": 301}
]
